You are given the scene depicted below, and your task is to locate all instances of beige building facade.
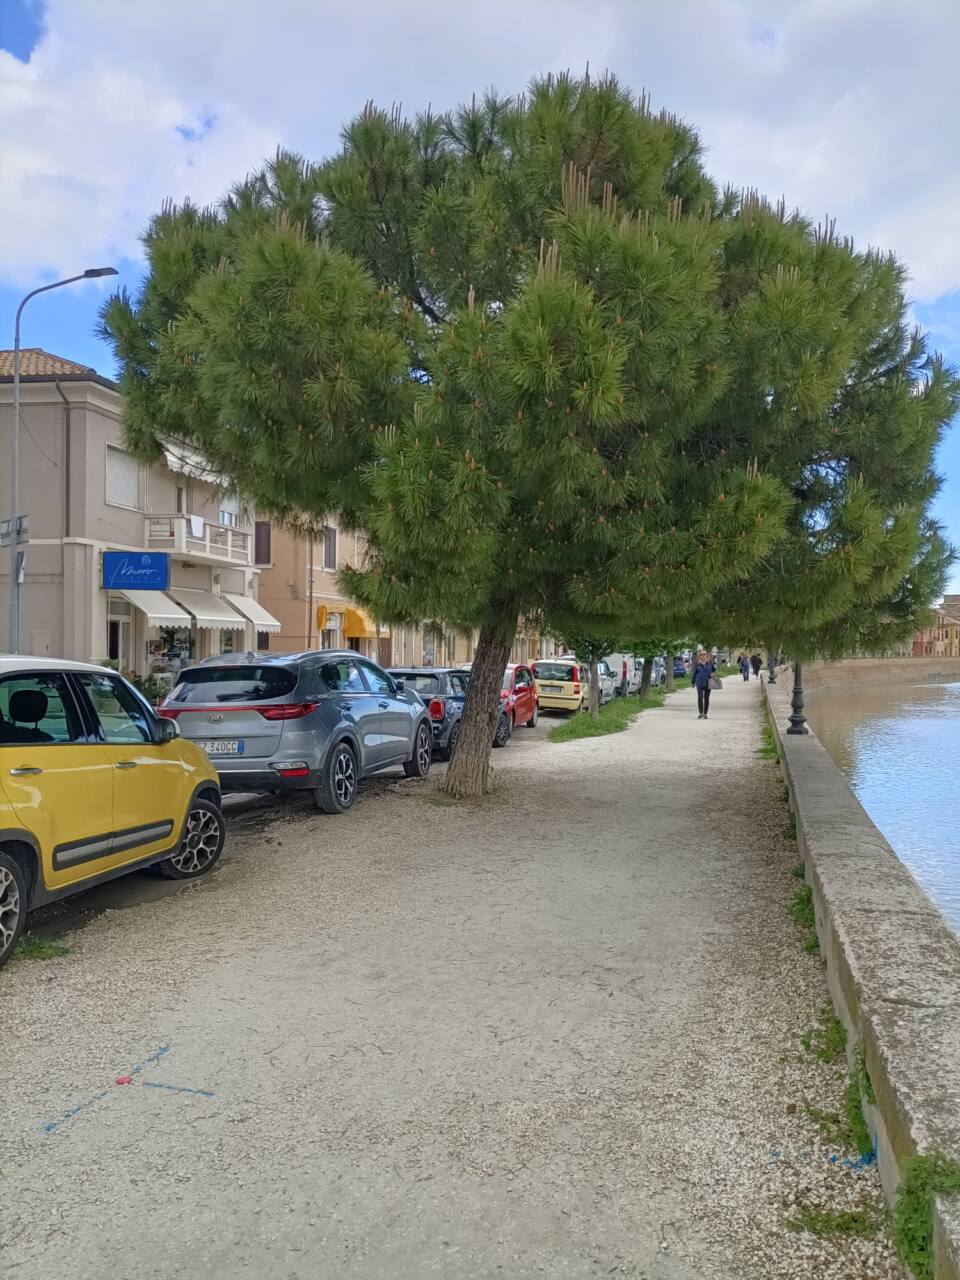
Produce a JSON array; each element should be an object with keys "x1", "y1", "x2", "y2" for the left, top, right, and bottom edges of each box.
[{"x1": 0, "y1": 349, "x2": 280, "y2": 683}]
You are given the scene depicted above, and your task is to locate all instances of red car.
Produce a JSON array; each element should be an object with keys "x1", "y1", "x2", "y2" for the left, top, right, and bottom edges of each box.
[{"x1": 495, "y1": 664, "x2": 539, "y2": 746}]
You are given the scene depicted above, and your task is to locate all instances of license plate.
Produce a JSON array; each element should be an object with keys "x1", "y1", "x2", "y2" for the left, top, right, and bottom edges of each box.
[
  {"x1": 542, "y1": 684, "x2": 564, "y2": 693},
  {"x1": 196, "y1": 739, "x2": 243, "y2": 755}
]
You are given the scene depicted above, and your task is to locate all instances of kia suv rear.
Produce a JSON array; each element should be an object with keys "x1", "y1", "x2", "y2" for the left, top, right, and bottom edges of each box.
[{"x1": 160, "y1": 651, "x2": 432, "y2": 813}]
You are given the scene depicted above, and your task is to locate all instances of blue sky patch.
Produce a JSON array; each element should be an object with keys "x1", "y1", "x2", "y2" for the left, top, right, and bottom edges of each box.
[
  {"x1": 175, "y1": 112, "x2": 217, "y2": 143},
  {"x1": 0, "y1": 0, "x2": 45, "y2": 62}
]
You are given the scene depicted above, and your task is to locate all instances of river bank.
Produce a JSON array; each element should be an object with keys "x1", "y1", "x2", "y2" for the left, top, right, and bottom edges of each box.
[{"x1": 805, "y1": 679, "x2": 960, "y2": 932}]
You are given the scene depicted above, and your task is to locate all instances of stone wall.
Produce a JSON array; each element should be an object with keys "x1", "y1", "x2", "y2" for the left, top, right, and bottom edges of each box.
[
  {"x1": 804, "y1": 656, "x2": 960, "y2": 688},
  {"x1": 764, "y1": 678, "x2": 960, "y2": 1279}
]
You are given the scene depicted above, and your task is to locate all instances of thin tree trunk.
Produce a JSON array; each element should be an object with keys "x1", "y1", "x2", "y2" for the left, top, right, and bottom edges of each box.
[
  {"x1": 442, "y1": 613, "x2": 517, "y2": 798},
  {"x1": 665, "y1": 655, "x2": 675, "y2": 692},
  {"x1": 588, "y1": 657, "x2": 600, "y2": 720},
  {"x1": 640, "y1": 655, "x2": 654, "y2": 699}
]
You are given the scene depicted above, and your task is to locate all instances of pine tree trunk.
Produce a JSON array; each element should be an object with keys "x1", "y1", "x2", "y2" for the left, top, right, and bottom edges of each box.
[
  {"x1": 441, "y1": 614, "x2": 517, "y2": 799},
  {"x1": 640, "y1": 655, "x2": 654, "y2": 699},
  {"x1": 588, "y1": 657, "x2": 600, "y2": 719},
  {"x1": 665, "y1": 656, "x2": 675, "y2": 691}
]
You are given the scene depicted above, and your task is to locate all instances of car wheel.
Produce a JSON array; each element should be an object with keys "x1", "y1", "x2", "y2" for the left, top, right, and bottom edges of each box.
[
  {"x1": 403, "y1": 722, "x2": 433, "y2": 778},
  {"x1": 441, "y1": 721, "x2": 460, "y2": 762},
  {"x1": 0, "y1": 852, "x2": 28, "y2": 970},
  {"x1": 317, "y1": 741, "x2": 358, "y2": 814},
  {"x1": 525, "y1": 703, "x2": 538, "y2": 728},
  {"x1": 156, "y1": 799, "x2": 225, "y2": 880},
  {"x1": 493, "y1": 712, "x2": 513, "y2": 748}
]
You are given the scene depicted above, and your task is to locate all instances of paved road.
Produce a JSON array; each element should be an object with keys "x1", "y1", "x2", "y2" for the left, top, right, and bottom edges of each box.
[{"x1": 1, "y1": 681, "x2": 898, "y2": 1278}]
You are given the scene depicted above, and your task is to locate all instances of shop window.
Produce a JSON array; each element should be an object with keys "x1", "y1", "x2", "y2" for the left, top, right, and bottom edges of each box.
[{"x1": 256, "y1": 630, "x2": 271, "y2": 650}]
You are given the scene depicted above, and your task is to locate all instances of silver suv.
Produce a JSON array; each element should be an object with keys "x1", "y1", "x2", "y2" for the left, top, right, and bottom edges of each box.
[{"x1": 159, "y1": 651, "x2": 432, "y2": 813}]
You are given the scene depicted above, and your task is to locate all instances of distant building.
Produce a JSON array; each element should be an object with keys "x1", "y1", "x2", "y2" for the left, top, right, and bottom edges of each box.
[
  {"x1": 0, "y1": 349, "x2": 280, "y2": 680},
  {"x1": 913, "y1": 606, "x2": 960, "y2": 657}
]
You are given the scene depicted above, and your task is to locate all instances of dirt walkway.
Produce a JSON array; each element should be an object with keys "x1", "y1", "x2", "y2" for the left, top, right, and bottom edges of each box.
[{"x1": 1, "y1": 679, "x2": 899, "y2": 1278}]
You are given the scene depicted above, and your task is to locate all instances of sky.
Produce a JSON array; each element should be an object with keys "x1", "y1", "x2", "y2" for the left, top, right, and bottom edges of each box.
[{"x1": 2, "y1": 0, "x2": 959, "y2": 585}]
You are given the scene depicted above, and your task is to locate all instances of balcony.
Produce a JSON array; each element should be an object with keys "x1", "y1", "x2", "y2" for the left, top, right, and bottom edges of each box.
[{"x1": 145, "y1": 514, "x2": 252, "y2": 566}]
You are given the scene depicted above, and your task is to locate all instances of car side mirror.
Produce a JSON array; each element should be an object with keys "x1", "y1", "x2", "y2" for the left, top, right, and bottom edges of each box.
[
  {"x1": 394, "y1": 678, "x2": 405, "y2": 692},
  {"x1": 155, "y1": 717, "x2": 180, "y2": 743}
]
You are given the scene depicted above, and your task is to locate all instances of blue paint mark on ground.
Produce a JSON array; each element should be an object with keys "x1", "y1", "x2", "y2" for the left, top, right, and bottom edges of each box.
[
  {"x1": 42, "y1": 1043, "x2": 214, "y2": 1133},
  {"x1": 141, "y1": 1081, "x2": 215, "y2": 1098}
]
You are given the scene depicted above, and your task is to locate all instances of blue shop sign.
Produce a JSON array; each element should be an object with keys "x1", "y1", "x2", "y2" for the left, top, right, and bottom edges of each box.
[{"x1": 102, "y1": 551, "x2": 170, "y2": 591}]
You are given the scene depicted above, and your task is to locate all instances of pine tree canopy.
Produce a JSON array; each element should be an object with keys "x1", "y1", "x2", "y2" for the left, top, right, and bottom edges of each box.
[{"x1": 102, "y1": 72, "x2": 959, "y2": 661}]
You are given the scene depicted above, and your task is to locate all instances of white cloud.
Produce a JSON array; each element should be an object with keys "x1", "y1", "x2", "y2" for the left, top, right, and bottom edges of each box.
[{"x1": 1, "y1": 0, "x2": 958, "y2": 301}]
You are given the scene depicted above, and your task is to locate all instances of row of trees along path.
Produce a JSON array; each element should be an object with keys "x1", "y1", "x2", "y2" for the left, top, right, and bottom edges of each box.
[{"x1": 103, "y1": 74, "x2": 958, "y2": 797}]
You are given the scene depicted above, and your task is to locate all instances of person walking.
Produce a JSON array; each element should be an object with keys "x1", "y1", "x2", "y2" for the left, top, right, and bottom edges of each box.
[
  {"x1": 750, "y1": 652, "x2": 762, "y2": 678},
  {"x1": 691, "y1": 649, "x2": 716, "y2": 719},
  {"x1": 739, "y1": 654, "x2": 751, "y2": 681}
]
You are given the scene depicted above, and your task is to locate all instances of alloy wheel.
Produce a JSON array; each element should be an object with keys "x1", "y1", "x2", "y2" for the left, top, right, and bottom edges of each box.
[
  {"x1": 416, "y1": 726, "x2": 432, "y2": 774},
  {"x1": 334, "y1": 748, "x2": 356, "y2": 806},
  {"x1": 0, "y1": 865, "x2": 21, "y2": 954},
  {"x1": 168, "y1": 806, "x2": 223, "y2": 875}
]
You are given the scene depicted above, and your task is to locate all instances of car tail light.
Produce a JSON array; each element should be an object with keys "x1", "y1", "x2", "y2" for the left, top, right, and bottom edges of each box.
[
  {"x1": 572, "y1": 681, "x2": 580, "y2": 694},
  {"x1": 271, "y1": 760, "x2": 311, "y2": 777},
  {"x1": 158, "y1": 707, "x2": 181, "y2": 720},
  {"x1": 428, "y1": 697, "x2": 445, "y2": 720},
  {"x1": 257, "y1": 701, "x2": 320, "y2": 721},
  {"x1": 622, "y1": 659, "x2": 627, "y2": 680}
]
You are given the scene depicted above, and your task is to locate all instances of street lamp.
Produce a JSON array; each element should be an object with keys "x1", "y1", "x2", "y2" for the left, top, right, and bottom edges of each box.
[
  {"x1": 7, "y1": 267, "x2": 117, "y2": 653},
  {"x1": 787, "y1": 660, "x2": 809, "y2": 735}
]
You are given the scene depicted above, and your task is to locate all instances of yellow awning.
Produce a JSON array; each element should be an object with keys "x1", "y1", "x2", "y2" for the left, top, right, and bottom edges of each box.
[
  {"x1": 316, "y1": 604, "x2": 328, "y2": 632},
  {"x1": 344, "y1": 607, "x2": 377, "y2": 640}
]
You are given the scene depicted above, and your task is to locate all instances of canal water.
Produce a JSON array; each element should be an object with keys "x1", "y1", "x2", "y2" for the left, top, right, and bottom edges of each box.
[{"x1": 804, "y1": 680, "x2": 960, "y2": 932}]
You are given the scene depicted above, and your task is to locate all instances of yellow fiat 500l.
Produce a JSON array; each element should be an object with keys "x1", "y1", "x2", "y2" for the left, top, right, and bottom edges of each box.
[{"x1": 0, "y1": 657, "x2": 226, "y2": 970}]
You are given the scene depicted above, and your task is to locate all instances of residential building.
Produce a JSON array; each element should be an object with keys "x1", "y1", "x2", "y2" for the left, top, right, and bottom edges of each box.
[
  {"x1": 0, "y1": 349, "x2": 280, "y2": 683},
  {"x1": 913, "y1": 605, "x2": 960, "y2": 658}
]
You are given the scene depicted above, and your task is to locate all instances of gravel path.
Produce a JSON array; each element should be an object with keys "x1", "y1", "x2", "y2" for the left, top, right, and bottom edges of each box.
[{"x1": 1, "y1": 678, "x2": 901, "y2": 1278}]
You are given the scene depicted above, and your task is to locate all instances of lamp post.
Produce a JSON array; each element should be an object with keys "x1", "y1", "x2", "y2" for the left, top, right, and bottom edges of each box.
[
  {"x1": 767, "y1": 650, "x2": 778, "y2": 684},
  {"x1": 8, "y1": 267, "x2": 117, "y2": 652},
  {"x1": 787, "y1": 661, "x2": 809, "y2": 735}
]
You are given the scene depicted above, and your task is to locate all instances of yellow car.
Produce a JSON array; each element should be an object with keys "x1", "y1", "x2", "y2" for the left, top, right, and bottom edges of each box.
[
  {"x1": 532, "y1": 658, "x2": 587, "y2": 713},
  {"x1": 0, "y1": 657, "x2": 225, "y2": 969}
]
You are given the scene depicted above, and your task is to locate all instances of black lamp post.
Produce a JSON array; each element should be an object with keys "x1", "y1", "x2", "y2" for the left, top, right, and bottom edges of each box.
[
  {"x1": 787, "y1": 661, "x2": 808, "y2": 735},
  {"x1": 767, "y1": 649, "x2": 777, "y2": 684}
]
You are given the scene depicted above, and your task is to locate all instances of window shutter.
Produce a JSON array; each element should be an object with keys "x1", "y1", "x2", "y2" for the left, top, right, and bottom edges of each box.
[
  {"x1": 105, "y1": 446, "x2": 140, "y2": 508},
  {"x1": 254, "y1": 521, "x2": 272, "y2": 564},
  {"x1": 324, "y1": 525, "x2": 337, "y2": 569}
]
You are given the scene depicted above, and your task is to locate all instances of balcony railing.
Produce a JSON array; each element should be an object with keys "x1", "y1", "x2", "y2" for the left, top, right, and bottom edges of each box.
[{"x1": 145, "y1": 515, "x2": 252, "y2": 565}]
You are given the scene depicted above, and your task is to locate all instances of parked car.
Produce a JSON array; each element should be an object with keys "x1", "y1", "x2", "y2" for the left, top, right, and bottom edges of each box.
[
  {"x1": 0, "y1": 657, "x2": 226, "y2": 970},
  {"x1": 531, "y1": 658, "x2": 586, "y2": 713},
  {"x1": 495, "y1": 664, "x2": 539, "y2": 746},
  {"x1": 674, "y1": 656, "x2": 688, "y2": 679},
  {"x1": 594, "y1": 659, "x2": 617, "y2": 704},
  {"x1": 389, "y1": 667, "x2": 468, "y2": 759},
  {"x1": 606, "y1": 653, "x2": 643, "y2": 697},
  {"x1": 160, "y1": 651, "x2": 432, "y2": 814}
]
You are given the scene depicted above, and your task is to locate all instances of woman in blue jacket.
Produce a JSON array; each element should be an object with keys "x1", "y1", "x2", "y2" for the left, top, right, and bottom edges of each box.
[{"x1": 691, "y1": 649, "x2": 716, "y2": 719}]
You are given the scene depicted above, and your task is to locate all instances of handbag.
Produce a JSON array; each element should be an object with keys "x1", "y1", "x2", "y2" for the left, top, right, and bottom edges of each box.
[{"x1": 708, "y1": 675, "x2": 722, "y2": 690}]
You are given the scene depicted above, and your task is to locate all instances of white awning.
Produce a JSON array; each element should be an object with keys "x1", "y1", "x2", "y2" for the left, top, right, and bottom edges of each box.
[
  {"x1": 166, "y1": 587, "x2": 245, "y2": 631},
  {"x1": 223, "y1": 593, "x2": 282, "y2": 633},
  {"x1": 162, "y1": 445, "x2": 220, "y2": 483},
  {"x1": 115, "y1": 589, "x2": 192, "y2": 628}
]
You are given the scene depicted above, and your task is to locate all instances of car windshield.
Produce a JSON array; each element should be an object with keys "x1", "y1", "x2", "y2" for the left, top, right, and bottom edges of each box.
[
  {"x1": 168, "y1": 665, "x2": 298, "y2": 704},
  {"x1": 401, "y1": 674, "x2": 440, "y2": 696},
  {"x1": 533, "y1": 662, "x2": 577, "y2": 681}
]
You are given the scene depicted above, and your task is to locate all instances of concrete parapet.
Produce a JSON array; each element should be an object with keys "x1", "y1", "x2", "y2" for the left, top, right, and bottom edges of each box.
[
  {"x1": 765, "y1": 677, "x2": 960, "y2": 1278},
  {"x1": 805, "y1": 656, "x2": 960, "y2": 688}
]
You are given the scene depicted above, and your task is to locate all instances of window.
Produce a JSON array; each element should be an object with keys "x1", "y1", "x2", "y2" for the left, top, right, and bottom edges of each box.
[
  {"x1": 401, "y1": 674, "x2": 440, "y2": 697},
  {"x1": 515, "y1": 667, "x2": 532, "y2": 689},
  {"x1": 254, "y1": 521, "x2": 272, "y2": 565},
  {"x1": 531, "y1": 662, "x2": 577, "y2": 682},
  {"x1": 357, "y1": 660, "x2": 392, "y2": 696},
  {"x1": 256, "y1": 631, "x2": 271, "y2": 651},
  {"x1": 323, "y1": 525, "x2": 337, "y2": 570},
  {"x1": 0, "y1": 673, "x2": 83, "y2": 745},
  {"x1": 105, "y1": 446, "x2": 140, "y2": 509},
  {"x1": 319, "y1": 659, "x2": 366, "y2": 694},
  {"x1": 175, "y1": 485, "x2": 187, "y2": 514},
  {"x1": 219, "y1": 495, "x2": 239, "y2": 527},
  {"x1": 169, "y1": 665, "x2": 298, "y2": 704},
  {"x1": 448, "y1": 672, "x2": 469, "y2": 696},
  {"x1": 75, "y1": 673, "x2": 154, "y2": 744}
]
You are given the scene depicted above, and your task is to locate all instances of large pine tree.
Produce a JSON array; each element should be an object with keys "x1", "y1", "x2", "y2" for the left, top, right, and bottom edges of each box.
[{"x1": 102, "y1": 74, "x2": 957, "y2": 796}]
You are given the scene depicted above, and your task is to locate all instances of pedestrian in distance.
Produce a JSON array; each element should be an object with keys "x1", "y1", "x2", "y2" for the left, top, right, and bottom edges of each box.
[
  {"x1": 691, "y1": 649, "x2": 717, "y2": 719},
  {"x1": 750, "y1": 652, "x2": 762, "y2": 677},
  {"x1": 740, "y1": 654, "x2": 751, "y2": 681}
]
